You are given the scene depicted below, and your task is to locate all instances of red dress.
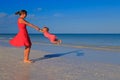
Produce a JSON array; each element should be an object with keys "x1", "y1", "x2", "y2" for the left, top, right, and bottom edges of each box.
[{"x1": 9, "y1": 18, "x2": 32, "y2": 47}]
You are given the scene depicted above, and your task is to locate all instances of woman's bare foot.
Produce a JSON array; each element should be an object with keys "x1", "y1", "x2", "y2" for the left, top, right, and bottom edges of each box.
[{"x1": 24, "y1": 60, "x2": 33, "y2": 63}]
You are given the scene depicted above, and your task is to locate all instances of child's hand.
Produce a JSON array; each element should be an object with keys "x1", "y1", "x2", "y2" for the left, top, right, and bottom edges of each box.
[{"x1": 39, "y1": 29, "x2": 43, "y2": 32}]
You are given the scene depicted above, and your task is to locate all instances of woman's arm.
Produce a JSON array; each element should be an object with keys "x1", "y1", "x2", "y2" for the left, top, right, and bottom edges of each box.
[{"x1": 19, "y1": 18, "x2": 40, "y2": 31}]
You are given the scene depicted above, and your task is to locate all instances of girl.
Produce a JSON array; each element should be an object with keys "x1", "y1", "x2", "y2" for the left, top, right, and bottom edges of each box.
[
  {"x1": 10, "y1": 10, "x2": 40, "y2": 63},
  {"x1": 40, "y1": 27, "x2": 61, "y2": 44}
]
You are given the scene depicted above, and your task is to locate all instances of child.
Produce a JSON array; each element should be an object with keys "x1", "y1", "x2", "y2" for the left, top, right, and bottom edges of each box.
[
  {"x1": 40, "y1": 27, "x2": 62, "y2": 44},
  {"x1": 9, "y1": 10, "x2": 40, "y2": 63}
]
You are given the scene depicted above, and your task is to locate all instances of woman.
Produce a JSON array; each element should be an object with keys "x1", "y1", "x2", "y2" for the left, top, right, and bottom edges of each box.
[{"x1": 10, "y1": 10, "x2": 40, "y2": 63}]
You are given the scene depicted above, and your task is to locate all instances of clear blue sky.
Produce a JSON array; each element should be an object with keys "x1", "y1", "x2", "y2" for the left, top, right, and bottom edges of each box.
[{"x1": 0, "y1": 0, "x2": 120, "y2": 33}]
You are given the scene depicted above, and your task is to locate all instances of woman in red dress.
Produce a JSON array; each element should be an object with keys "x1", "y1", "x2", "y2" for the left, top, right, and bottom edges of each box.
[{"x1": 10, "y1": 10, "x2": 40, "y2": 63}]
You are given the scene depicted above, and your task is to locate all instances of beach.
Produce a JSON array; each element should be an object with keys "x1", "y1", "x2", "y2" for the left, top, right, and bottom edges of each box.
[
  {"x1": 0, "y1": 42, "x2": 120, "y2": 80},
  {"x1": 0, "y1": 0, "x2": 120, "y2": 79}
]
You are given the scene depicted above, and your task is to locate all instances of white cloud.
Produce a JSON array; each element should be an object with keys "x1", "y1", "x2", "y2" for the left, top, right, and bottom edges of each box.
[
  {"x1": 0, "y1": 12, "x2": 8, "y2": 18},
  {"x1": 27, "y1": 14, "x2": 35, "y2": 18},
  {"x1": 0, "y1": 13, "x2": 18, "y2": 33},
  {"x1": 37, "y1": 8, "x2": 42, "y2": 11},
  {"x1": 53, "y1": 13, "x2": 63, "y2": 17},
  {"x1": 8, "y1": 14, "x2": 16, "y2": 18}
]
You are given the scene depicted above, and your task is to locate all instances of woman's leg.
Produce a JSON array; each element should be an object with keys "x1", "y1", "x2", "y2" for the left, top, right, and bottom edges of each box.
[{"x1": 24, "y1": 46, "x2": 32, "y2": 63}]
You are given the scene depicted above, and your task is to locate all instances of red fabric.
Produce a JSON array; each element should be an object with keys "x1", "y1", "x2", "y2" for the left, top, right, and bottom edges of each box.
[
  {"x1": 43, "y1": 32, "x2": 57, "y2": 43},
  {"x1": 9, "y1": 18, "x2": 32, "y2": 47}
]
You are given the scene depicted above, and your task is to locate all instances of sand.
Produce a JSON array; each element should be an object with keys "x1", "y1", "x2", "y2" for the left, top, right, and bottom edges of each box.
[{"x1": 0, "y1": 45, "x2": 120, "y2": 80}]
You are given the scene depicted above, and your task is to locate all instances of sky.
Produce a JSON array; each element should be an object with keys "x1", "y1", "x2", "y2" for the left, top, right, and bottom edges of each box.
[{"x1": 0, "y1": 0, "x2": 120, "y2": 34}]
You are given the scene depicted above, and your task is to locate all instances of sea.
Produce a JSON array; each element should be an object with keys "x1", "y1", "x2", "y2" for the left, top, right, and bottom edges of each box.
[{"x1": 0, "y1": 34, "x2": 120, "y2": 49}]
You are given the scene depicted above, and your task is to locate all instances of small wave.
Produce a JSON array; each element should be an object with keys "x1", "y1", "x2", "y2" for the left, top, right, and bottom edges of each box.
[{"x1": 61, "y1": 44, "x2": 120, "y2": 52}]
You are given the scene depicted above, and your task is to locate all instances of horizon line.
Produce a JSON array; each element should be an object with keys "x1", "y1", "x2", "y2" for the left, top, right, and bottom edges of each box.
[{"x1": 0, "y1": 33, "x2": 120, "y2": 35}]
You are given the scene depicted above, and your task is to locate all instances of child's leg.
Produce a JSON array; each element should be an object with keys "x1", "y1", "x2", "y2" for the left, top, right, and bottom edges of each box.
[
  {"x1": 58, "y1": 39, "x2": 62, "y2": 44},
  {"x1": 51, "y1": 39, "x2": 62, "y2": 44},
  {"x1": 49, "y1": 35, "x2": 61, "y2": 44},
  {"x1": 24, "y1": 46, "x2": 32, "y2": 63}
]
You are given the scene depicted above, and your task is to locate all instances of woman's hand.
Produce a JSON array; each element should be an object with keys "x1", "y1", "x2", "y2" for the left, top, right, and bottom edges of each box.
[{"x1": 35, "y1": 27, "x2": 40, "y2": 31}]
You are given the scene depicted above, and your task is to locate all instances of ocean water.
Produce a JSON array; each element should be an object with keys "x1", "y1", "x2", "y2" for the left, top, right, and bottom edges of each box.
[{"x1": 0, "y1": 34, "x2": 120, "y2": 48}]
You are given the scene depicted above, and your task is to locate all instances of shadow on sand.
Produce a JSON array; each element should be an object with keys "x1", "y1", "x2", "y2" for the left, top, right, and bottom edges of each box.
[{"x1": 32, "y1": 50, "x2": 84, "y2": 62}]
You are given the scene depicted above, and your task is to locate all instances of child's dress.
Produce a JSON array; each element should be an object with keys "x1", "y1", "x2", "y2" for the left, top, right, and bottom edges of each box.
[
  {"x1": 9, "y1": 18, "x2": 32, "y2": 47},
  {"x1": 43, "y1": 31, "x2": 57, "y2": 43}
]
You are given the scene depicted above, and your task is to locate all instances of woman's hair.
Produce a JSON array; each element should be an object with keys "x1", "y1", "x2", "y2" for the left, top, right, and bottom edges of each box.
[{"x1": 15, "y1": 10, "x2": 27, "y2": 15}]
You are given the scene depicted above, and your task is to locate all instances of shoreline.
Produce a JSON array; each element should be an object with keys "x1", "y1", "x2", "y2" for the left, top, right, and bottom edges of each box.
[{"x1": 1, "y1": 39, "x2": 120, "y2": 52}]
